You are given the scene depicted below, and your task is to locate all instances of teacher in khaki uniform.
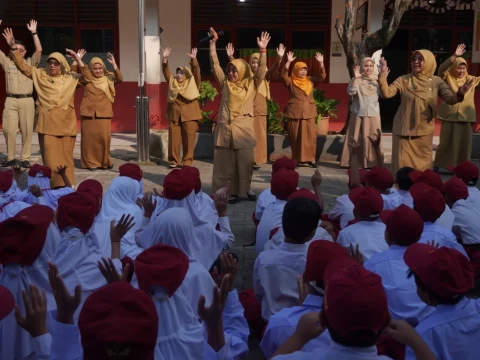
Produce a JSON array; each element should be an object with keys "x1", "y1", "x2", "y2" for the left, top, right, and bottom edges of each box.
[
  {"x1": 209, "y1": 27, "x2": 270, "y2": 204},
  {"x1": 0, "y1": 21, "x2": 42, "y2": 168},
  {"x1": 162, "y1": 46, "x2": 202, "y2": 169}
]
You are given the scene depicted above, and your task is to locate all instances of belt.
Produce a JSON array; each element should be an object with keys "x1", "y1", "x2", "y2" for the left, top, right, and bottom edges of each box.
[{"x1": 6, "y1": 94, "x2": 33, "y2": 98}]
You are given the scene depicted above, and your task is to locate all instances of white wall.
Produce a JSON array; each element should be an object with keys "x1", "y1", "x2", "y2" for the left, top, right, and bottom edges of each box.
[
  {"x1": 158, "y1": 0, "x2": 192, "y2": 82},
  {"x1": 118, "y1": 0, "x2": 140, "y2": 82}
]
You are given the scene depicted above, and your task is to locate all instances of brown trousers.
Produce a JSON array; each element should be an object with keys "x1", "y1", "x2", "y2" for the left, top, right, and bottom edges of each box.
[
  {"x1": 80, "y1": 116, "x2": 112, "y2": 169},
  {"x1": 38, "y1": 134, "x2": 76, "y2": 187},
  {"x1": 2, "y1": 97, "x2": 35, "y2": 161},
  {"x1": 212, "y1": 146, "x2": 254, "y2": 197},
  {"x1": 287, "y1": 118, "x2": 316, "y2": 163},
  {"x1": 168, "y1": 120, "x2": 197, "y2": 166},
  {"x1": 253, "y1": 114, "x2": 268, "y2": 164},
  {"x1": 392, "y1": 133, "x2": 433, "y2": 175},
  {"x1": 434, "y1": 121, "x2": 472, "y2": 169}
]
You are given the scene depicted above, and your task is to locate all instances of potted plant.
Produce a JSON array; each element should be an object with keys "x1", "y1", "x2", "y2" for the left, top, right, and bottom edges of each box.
[
  {"x1": 266, "y1": 99, "x2": 285, "y2": 135},
  {"x1": 313, "y1": 89, "x2": 339, "y2": 136},
  {"x1": 198, "y1": 80, "x2": 219, "y2": 133}
]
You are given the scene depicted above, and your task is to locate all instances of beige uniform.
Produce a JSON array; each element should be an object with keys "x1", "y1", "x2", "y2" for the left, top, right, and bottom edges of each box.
[{"x1": 0, "y1": 52, "x2": 39, "y2": 161}]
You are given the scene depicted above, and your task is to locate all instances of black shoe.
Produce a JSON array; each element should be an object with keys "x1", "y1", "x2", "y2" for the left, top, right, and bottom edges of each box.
[
  {"x1": 228, "y1": 195, "x2": 239, "y2": 204},
  {"x1": 247, "y1": 192, "x2": 257, "y2": 201},
  {"x1": 433, "y1": 166, "x2": 440, "y2": 173},
  {"x1": 307, "y1": 162, "x2": 317, "y2": 168},
  {"x1": 1, "y1": 159, "x2": 16, "y2": 167},
  {"x1": 253, "y1": 164, "x2": 260, "y2": 171},
  {"x1": 20, "y1": 160, "x2": 31, "y2": 168}
]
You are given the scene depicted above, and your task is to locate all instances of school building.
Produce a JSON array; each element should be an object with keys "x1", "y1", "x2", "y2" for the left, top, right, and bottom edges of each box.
[{"x1": 0, "y1": 0, "x2": 478, "y2": 133}]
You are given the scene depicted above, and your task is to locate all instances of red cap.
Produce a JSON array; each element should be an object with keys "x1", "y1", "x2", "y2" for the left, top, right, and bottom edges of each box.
[
  {"x1": 0, "y1": 205, "x2": 53, "y2": 266},
  {"x1": 443, "y1": 177, "x2": 468, "y2": 202},
  {"x1": 348, "y1": 187, "x2": 384, "y2": 219},
  {"x1": 271, "y1": 169, "x2": 299, "y2": 201},
  {"x1": 0, "y1": 285, "x2": 15, "y2": 321},
  {"x1": 77, "y1": 179, "x2": 103, "y2": 200},
  {"x1": 78, "y1": 281, "x2": 158, "y2": 360},
  {"x1": 365, "y1": 166, "x2": 394, "y2": 191},
  {"x1": 135, "y1": 244, "x2": 189, "y2": 296},
  {"x1": 452, "y1": 161, "x2": 479, "y2": 186},
  {"x1": 182, "y1": 166, "x2": 202, "y2": 194},
  {"x1": 272, "y1": 156, "x2": 297, "y2": 174},
  {"x1": 28, "y1": 164, "x2": 52, "y2": 178},
  {"x1": 379, "y1": 204, "x2": 424, "y2": 245},
  {"x1": 57, "y1": 192, "x2": 97, "y2": 234},
  {"x1": 411, "y1": 186, "x2": 446, "y2": 222},
  {"x1": 323, "y1": 259, "x2": 389, "y2": 337},
  {"x1": 348, "y1": 168, "x2": 368, "y2": 185},
  {"x1": 409, "y1": 169, "x2": 443, "y2": 190},
  {"x1": 304, "y1": 241, "x2": 350, "y2": 282},
  {"x1": 288, "y1": 188, "x2": 317, "y2": 202},
  {"x1": 404, "y1": 243, "x2": 474, "y2": 298},
  {"x1": 163, "y1": 169, "x2": 195, "y2": 200},
  {"x1": 119, "y1": 163, "x2": 143, "y2": 182},
  {"x1": 0, "y1": 169, "x2": 13, "y2": 192}
]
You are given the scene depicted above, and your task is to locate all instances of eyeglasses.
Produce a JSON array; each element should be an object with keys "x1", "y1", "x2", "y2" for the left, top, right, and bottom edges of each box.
[
  {"x1": 411, "y1": 56, "x2": 424, "y2": 63},
  {"x1": 47, "y1": 60, "x2": 60, "y2": 67},
  {"x1": 226, "y1": 69, "x2": 238, "y2": 74}
]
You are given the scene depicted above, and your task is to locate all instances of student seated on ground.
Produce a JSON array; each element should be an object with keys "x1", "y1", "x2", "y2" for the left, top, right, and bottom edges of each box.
[
  {"x1": 451, "y1": 160, "x2": 480, "y2": 199},
  {"x1": 394, "y1": 167, "x2": 415, "y2": 207}
]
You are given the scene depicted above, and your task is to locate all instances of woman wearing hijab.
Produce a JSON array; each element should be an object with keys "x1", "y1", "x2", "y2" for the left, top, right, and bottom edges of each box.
[
  {"x1": 434, "y1": 44, "x2": 480, "y2": 171},
  {"x1": 162, "y1": 47, "x2": 202, "y2": 169},
  {"x1": 227, "y1": 43, "x2": 285, "y2": 170},
  {"x1": 340, "y1": 58, "x2": 382, "y2": 168},
  {"x1": 209, "y1": 28, "x2": 270, "y2": 203},
  {"x1": 9, "y1": 48, "x2": 90, "y2": 188},
  {"x1": 378, "y1": 50, "x2": 473, "y2": 175},
  {"x1": 282, "y1": 51, "x2": 327, "y2": 167},
  {"x1": 78, "y1": 53, "x2": 122, "y2": 171}
]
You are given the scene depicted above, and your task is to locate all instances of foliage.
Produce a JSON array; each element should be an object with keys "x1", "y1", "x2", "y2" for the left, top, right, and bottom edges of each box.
[
  {"x1": 199, "y1": 81, "x2": 218, "y2": 105},
  {"x1": 313, "y1": 89, "x2": 339, "y2": 123},
  {"x1": 200, "y1": 110, "x2": 213, "y2": 124},
  {"x1": 267, "y1": 99, "x2": 285, "y2": 134}
]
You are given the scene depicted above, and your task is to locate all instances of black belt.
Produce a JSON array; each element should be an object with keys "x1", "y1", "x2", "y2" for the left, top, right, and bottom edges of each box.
[{"x1": 6, "y1": 94, "x2": 33, "y2": 98}]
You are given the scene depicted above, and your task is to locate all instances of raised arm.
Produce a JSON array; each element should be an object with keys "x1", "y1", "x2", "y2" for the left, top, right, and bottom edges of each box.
[
  {"x1": 226, "y1": 43, "x2": 235, "y2": 63},
  {"x1": 209, "y1": 27, "x2": 226, "y2": 86},
  {"x1": 438, "y1": 77, "x2": 473, "y2": 105},
  {"x1": 27, "y1": 20, "x2": 42, "y2": 66},
  {"x1": 106, "y1": 52, "x2": 123, "y2": 84},
  {"x1": 187, "y1": 48, "x2": 201, "y2": 88},
  {"x1": 161, "y1": 46, "x2": 172, "y2": 82},
  {"x1": 3, "y1": 27, "x2": 33, "y2": 78},
  {"x1": 65, "y1": 49, "x2": 92, "y2": 82},
  {"x1": 0, "y1": 22, "x2": 9, "y2": 70},
  {"x1": 254, "y1": 31, "x2": 270, "y2": 87},
  {"x1": 347, "y1": 66, "x2": 361, "y2": 96},
  {"x1": 439, "y1": 44, "x2": 466, "y2": 79},
  {"x1": 69, "y1": 49, "x2": 86, "y2": 75},
  {"x1": 281, "y1": 51, "x2": 295, "y2": 88},
  {"x1": 265, "y1": 43, "x2": 285, "y2": 81},
  {"x1": 377, "y1": 57, "x2": 400, "y2": 99},
  {"x1": 310, "y1": 52, "x2": 326, "y2": 85}
]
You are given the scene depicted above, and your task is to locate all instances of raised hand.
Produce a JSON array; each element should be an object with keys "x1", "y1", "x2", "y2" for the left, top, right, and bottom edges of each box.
[
  {"x1": 27, "y1": 19, "x2": 37, "y2": 33},
  {"x1": 153, "y1": 187, "x2": 164, "y2": 198},
  {"x1": 353, "y1": 65, "x2": 361, "y2": 79},
  {"x1": 187, "y1": 48, "x2": 198, "y2": 59},
  {"x1": 257, "y1": 31, "x2": 271, "y2": 49},
  {"x1": 142, "y1": 192, "x2": 157, "y2": 219},
  {"x1": 106, "y1": 52, "x2": 116, "y2": 65},
  {"x1": 98, "y1": 257, "x2": 130, "y2": 284},
  {"x1": 48, "y1": 262, "x2": 82, "y2": 324},
  {"x1": 209, "y1": 27, "x2": 218, "y2": 43},
  {"x1": 226, "y1": 43, "x2": 235, "y2": 57},
  {"x1": 110, "y1": 214, "x2": 135, "y2": 243},
  {"x1": 214, "y1": 186, "x2": 228, "y2": 217},
  {"x1": 348, "y1": 137, "x2": 362, "y2": 158},
  {"x1": 211, "y1": 253, "x2": 238, "y2": 291},
  {"x1": 367, "y1": 128, "x2": 382, "y2": 149},
  {"x1": 29, "y1": 185, "x2": 42, "y2": 198},
  {"x1": 315, "y1": 52, "x2": 324, "y2": 63},
  {"x1": 287, "y1": 51, "x2": 296, "y2": 63},
  {"x1": 198, "y1": 274, "x2": 230, "y2": 328},
  {"x1": 426, "y1": 240, "x2": 440, "y2": 249},
  {"x1": 14, "y1": 285, "x2": 48, "y2": 338},
  {"x1": 77, "y1": 49, "x2": 87, "y2": 60},
  {"x1": 378, "y1": 57, "x2": 389, "y2": 76},
  {"x1": 277, "y1": 43, "x2": 285, "y2": 58},
  {"x1": 348, "y1": 243, "x2": 364, "y2": 265},
  {"x1": 54, "y1": 165, "x2": 68, "y2": 176},
  {"x1": 311, "y1": 168, "x2": 322, "y2": 188},
  {"x1": 458, "y1": 78, "x2": 474, "y2": 96},
  {"x1": 455, "y1": 43, "x2": 466, "y2": 57},
  {"x1": 2, "y1": 28, "x2": 15, "y2": 47},
  {"x1": 162, "y1": 47, "x2": 172, "y2": 59}
]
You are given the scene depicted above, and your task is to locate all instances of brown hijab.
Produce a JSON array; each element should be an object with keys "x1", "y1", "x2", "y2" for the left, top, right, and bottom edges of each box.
[
  {"x1": 444, "y1": 58, "x2": 480, "y2": 97},
  {"x1": 249, "y1": 53, "x2": 270, "y2": 99},
  {"x1": 226, "y1": 59, "x2": 255, "y2": 118},
  {"x1": 89, "y1": 57, "x2": 116, "y2": 103}
]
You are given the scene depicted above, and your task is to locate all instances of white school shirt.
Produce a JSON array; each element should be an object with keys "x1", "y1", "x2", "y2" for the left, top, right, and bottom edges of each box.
[
  {"x1": 364, "y1": 245, "x2": 435, "y2": 326},
  {"x1": 21, "y1": 174, "x2": 74, "y2": 210},
  {"x1": 255, "y1": 189, "x2": 276, "y2": 221},
  {"x1": 256, "y1": 199, "x2": 286, "y2": 253},
  {"x1": 328, "y1": 194, "x2": 355, "y2": 229},
  {"x1": 406, "y1": 298, "x2": 480, "y2": 360},
  {"x1": 381, "y1": 188, "x2": 403, "y2": 210},
  {"x1": 420, "y1": 222, "x2": 468, "y2": 257},
  {"x1": 265, "y1": 225, "x2": 334, "y2": 252},
  {"x1": 254, "y1": 242, "x2": 307, "y2": 321},
  {"x1": 468, "y1": 186, "x2": 480, "y2": 200},
  {"x1": 434, "y1": 206, "x2": 455, "y2": 230},
  {"x1": 260, "y1": 295, "x2": 331, "y2": 358},
  {"x1": 451, "y1": 197, "x2": 480, "y2": 245},
  {"x1": 337, "y1": 221, "x2": 388, "y2": 260},
  {"x1": 272, "y1": 342, "x2": 391, "y2": 360},
  {"x1": 397, "y1": 189, "x2": 414, "y2": 208}
]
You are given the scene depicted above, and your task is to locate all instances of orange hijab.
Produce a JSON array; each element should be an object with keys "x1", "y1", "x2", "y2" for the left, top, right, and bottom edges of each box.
[{"x1": 291, "y1": 62, "x2": 313, "y2": 95}]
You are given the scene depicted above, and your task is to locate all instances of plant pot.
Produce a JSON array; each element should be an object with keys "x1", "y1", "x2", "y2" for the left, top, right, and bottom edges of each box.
[
  {"x1": 316, "y1": 116, "x2": 329, "y2": 136},
  {"x1": 197, "y1": 121, "x2": 213, "y2": 134}
]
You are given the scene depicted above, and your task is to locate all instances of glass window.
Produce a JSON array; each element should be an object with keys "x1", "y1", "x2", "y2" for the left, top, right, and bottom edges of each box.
[
  {"x1": 81, "y1": 29, "x2": 115, "y2": 53},
  {"x1": 236, "y1": 28, "x2": 286, "y2": 57},
  {"x1": 292, "y1": 30, "x2": 325, "y2": 51},
  {"x1": 412, "y1": 29, "x2": 452, "y2": 65},
  {"x1": 37, "y1": 27, "x2": 75, "y2": 67},
  {"x1": 196, "y1": 29, "x2": 231, "y2": 77}
]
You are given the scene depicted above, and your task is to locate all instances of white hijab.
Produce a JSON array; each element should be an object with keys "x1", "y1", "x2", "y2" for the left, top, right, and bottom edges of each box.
[
  {"x1": 0, "y1": 223, "x2": 60, "y2": 359},
  {"x1": 21, "y1": 174, "x2": 74, "y2": 210},
  {"x1": 0, "y1": 180, "x2": 30, "y2": 222},
  {"x1": 96, "y1": 177, "x2": 144, "y2": 259},
  {"x1": 195, "y1": 190, "x2": 219, "y2": 227},
  {"x1": 139, "y1": 208, "x2": 215, "y2": 315}
]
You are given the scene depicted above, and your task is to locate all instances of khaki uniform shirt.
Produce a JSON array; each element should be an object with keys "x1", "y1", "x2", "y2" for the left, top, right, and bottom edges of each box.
[{"x1": 0, "y1": 51, "x2": 39, "y2": 95}]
